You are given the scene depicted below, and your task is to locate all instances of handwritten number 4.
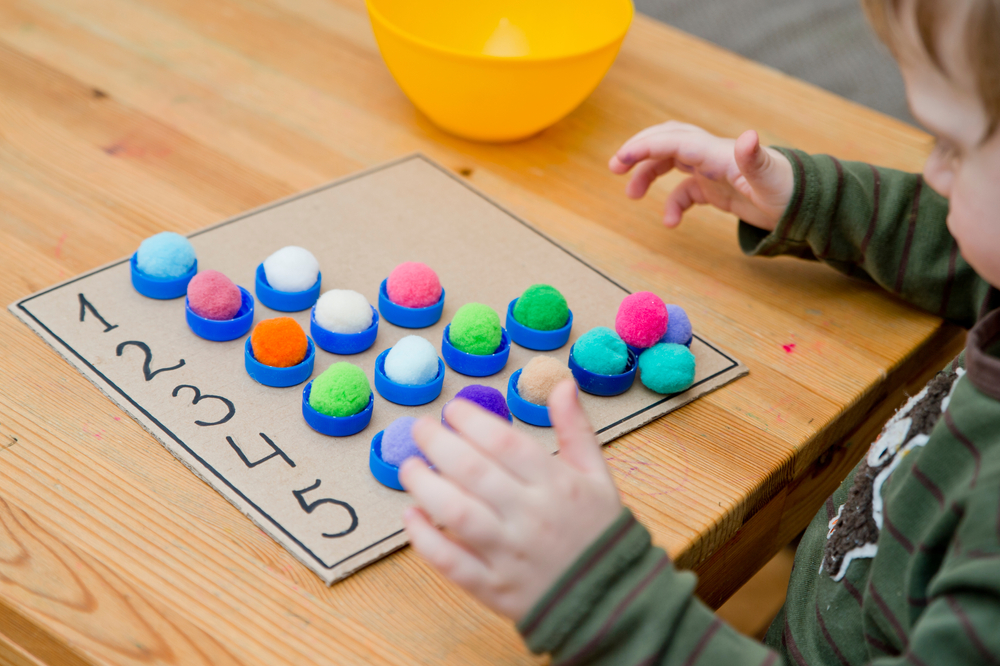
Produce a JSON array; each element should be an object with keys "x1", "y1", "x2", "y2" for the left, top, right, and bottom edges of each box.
[{"x1": 293, "y1": 480, "x2": 358, "y2": 538}]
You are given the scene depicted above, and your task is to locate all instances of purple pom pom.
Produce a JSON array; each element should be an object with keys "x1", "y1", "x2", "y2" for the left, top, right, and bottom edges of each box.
[
  {"x1": 444, "y1": 384, "x2": 511, "y2": 423},
  {"x1": 660, "y1": 304, "x2": 693, "y2": 347},
  {"x1": 381, "y1": 416, "x2": 426, "y2": 467}
]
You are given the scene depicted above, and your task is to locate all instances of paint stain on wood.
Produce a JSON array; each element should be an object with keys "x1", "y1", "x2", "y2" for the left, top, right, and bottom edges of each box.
[
  {"x1": 782, "y1": 343, "x2": 796, "y2": 353},
  {"x1": 102, "y1": 137, "x2": 171, "y2": 159},
  {"x1": 457, "y1": 167, "x2": 473, "y2": 177}
]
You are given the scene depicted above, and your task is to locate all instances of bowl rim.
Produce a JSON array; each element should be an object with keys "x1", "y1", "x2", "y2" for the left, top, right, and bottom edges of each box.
[{"x1": 364, "y1": 0, "x2": 634, "y2": 62}]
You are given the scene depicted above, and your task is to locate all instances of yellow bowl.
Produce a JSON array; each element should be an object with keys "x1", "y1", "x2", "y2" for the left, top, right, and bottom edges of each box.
[{"x1": 366, "y1": 0, "x2": 634, "y2": 142}]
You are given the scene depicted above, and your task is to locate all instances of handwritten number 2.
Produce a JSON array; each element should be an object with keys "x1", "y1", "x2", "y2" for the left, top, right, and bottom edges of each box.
[
  {"x1": 116, "y1": 341, "x2": 185, "y2": 381},
  {"x1": 78, "y1": 293, "x2": 118, "y2": 332},
  {"x1": 293, "y1": 479, "x2": 358, "y2": 538},
  {"x1": 171, "y1": 385, "x2": 235, "y2": 427}
]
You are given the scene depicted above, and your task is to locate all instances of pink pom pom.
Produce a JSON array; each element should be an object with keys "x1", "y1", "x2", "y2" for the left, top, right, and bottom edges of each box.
[
  {"x1": 615, "y1": 291, "x2": 668, "y2": 349},
  {"x1": 187, "y1": 270, "x2": 242, "y2": 321},
  {"x1": 387, "y1": 262, "x2": 442, "y2": 309}
]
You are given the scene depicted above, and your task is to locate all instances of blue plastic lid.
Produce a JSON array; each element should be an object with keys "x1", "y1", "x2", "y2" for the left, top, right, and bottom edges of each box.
[
  {"x1": 505, "y1": 298, "x2": 573, "y2": 351},
  {"x1": 568, "y1": 344, "x2": 637, "y2": 396},
  {"x1": 245, "y1": 336, "x2": 315, "y2": 387},
  {"x1": 506, "y1": 369, "x2": 552, "y2": 427},
  {"x1": 310, "y1": 305, "x2": 379, "y2": 355},
  {"x1": 301, "y1": 382, "x2": 374, "y2": 437},
  {"x1": 255, "y1": 263, "x2": 321, "y2": 312},
  {"x1": 378, "y1": 279, "x2": 445, "y2": 329},
  {"x1": 186, "y1": 286, "x2": 255, "y2": 341},
  {"x1": 131, "y1": 252, "x2": 197, "y2": 300},
  {"x1": 374, "y1": 348, "x2": 445, "y2": 406},
  {"x1": 440, "y1": 325, "x2": 510, "y2": 377},
  {"x1": 369, "y1": 431, "x2": 405, "y2": 491}
]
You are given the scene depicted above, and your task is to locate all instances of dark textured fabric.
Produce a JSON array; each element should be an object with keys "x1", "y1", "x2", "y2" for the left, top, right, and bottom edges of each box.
[{"x1": 517, "y1": 153, "x2": 1000, "y2": 665}]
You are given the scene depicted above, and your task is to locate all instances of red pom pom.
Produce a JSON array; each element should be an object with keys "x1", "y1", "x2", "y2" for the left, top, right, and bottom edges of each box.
[
  {"x1": 187, "y1": 270, "x2": 242, "y2": 320},
  {"x1": 387, "y1": 262, "x2": 441, "y2": 308},
  {"x1": 615, "y1": 292, "x2": 668, "y2": 348}
]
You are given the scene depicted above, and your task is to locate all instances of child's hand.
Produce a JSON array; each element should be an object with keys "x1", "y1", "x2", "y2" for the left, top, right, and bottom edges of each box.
[
  {"x1": 399, "y1": 380, "x2": 622, "y2": 622},
  {"x1": 609, "y1": 122, "x2": 794, "y2": 231}
]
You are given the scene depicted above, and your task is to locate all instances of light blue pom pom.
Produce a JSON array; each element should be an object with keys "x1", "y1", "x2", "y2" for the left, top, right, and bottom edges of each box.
[
  {"x1": 638, "y1": 343, "x2": 695, "y2": 394},
  {"x1": 136, "y1": 232, "x2": 196, "y2": 279},
  {"x1": 385, "y1": 335, "x2": 439, "y2": 386},
  {"x1": 573, "y1": 327, "x2": 629, "y2": 376},
  {"x1": 659, "y1": 304, "x2": 693, "y2": 347}
]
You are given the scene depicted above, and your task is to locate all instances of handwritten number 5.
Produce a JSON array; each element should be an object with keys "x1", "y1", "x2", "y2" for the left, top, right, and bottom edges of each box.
[
  {"x1": 116, "y1": 341, "x2": 185, "y2": 381},
  {"x1": 171, "y1": 385, "x2": 235, "y2": 426},
  {"x1": 293, "y1": 479, "x2": 358, "y2": 538}
]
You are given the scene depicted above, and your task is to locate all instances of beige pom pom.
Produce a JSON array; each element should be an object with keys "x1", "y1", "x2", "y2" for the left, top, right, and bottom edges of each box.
[{"x1": 517, "y1": 356, "x2": 574, "y2": 406}]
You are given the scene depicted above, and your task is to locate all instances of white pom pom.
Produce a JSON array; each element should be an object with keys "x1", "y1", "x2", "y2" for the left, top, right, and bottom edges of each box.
[
  {"x1": 314, "y1": 290, "x2": 373, "y2": 334},
  {"x1": 385, "y1": 336, "x2": 439, "y2": 386},
  {"x1": 263, "y1": 246, "x2": 320, "y2": 293}
]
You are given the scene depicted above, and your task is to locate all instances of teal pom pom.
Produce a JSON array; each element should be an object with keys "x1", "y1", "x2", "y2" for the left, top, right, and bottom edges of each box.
[
  {"x1": 573, "y1": 327, "x2": 628, "y2": 375},
  {"x1": 638, "y1": 343, "x2": 695, "y2": 394},
  {"x1": 137, "y1": 232, "x2": 196, "y2": 278}
]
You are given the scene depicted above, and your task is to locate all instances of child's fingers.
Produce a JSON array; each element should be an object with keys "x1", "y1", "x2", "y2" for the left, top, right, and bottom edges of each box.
[
  {"x1": 411, "y1": 418, "x2": 525, "y2": 513},
  {"x1": 663, "y1": 176, "x2": 710, "y2": 227},
  {"x1": 547, "y1": 380, "x2": 607, "y2": 474},
  {"x1": 399, "y1": 457, "x2": 504, "y2": 551},
  {"x1": 403, "y1": 506, "x2": 492, "y2": 590},
  {"x1": 624, "y1": 158, "x2": 675, "y2": 199},
  {"x1": 442, "y1": 400, "x2": 550, "y2": 483}
]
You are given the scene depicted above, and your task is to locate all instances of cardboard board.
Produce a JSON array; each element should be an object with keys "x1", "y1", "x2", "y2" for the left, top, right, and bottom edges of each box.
[{"x1": 9, "y1": 155, "x2": 747, "y2": 584}]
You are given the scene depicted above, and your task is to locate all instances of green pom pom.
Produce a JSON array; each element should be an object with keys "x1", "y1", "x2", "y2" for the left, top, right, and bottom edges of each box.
[
  {"x1": 513, "y1": 284, "x2": 569, "y2": 331},
  {"x1": 309, "y1": 362, "x2": 371, "y2": 417},
  {"x1": 638, "y1": 343, "x2": 695, "y2": 394},
  {"x1": 450, "y1": 303, "x2": 502, "y2": 356},
  {"x1": 573, "y1": 327, "x2": 628, "y2": 375}
]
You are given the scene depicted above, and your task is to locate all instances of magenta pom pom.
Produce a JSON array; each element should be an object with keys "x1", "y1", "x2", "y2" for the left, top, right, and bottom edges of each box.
[
  {"x1": 187, "y1": 270, "x2": 242, "y2": 321},
  {"x1": 387, "y1": 262, "x2": 442, "y2": 309},
  {"x1": 615, "y1": 291, "x2": 668, "y2": 349}
]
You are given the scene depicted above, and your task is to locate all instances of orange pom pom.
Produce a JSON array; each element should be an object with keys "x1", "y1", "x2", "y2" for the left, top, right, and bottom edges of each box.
[{"x1": 251, "y1": 317, "x2": 308, "y2": 368}]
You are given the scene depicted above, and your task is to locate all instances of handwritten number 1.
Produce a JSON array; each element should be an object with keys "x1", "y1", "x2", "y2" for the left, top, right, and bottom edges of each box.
[
  {"x1": 116, "y1": 341, "x2": 185, "y2": 381},
  {"x1": 293, "y1": 479, "x2": 358, "y2": 538},
  {"x1": 78, "y1": 293, "x2": 118, "y2": 332}
]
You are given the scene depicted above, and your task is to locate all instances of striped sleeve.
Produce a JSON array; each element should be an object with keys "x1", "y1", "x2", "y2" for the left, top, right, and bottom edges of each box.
[
  {"x1": 738, "y1": 149, "x2": 995, "y2": 329},
  {"x1": 518, "y1": 508, "x2": 779, "y2": 665}
]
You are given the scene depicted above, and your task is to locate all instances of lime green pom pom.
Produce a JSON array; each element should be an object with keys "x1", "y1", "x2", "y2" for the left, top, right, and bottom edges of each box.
[
  {"x1": 449, "y1": 303, "x2": 502, "y2": 355},
  {"x1": 513, "y1": 284, "x2": 569, "y2": 331},
  {"x1": 309, "y1": 362, "x2": 371, "y2": 417},
  {"x1": 638, "y1": 343, "x2": 695, "y2": 394}
]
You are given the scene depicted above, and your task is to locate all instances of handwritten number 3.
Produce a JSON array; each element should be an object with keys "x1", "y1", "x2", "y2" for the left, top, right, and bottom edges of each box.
[
  {"x1": 171, "y1": 385, "x2": 235, "y2": 427},
  {"x1": 293, "y1": 479, "x2": 358, "y2": 538},
  {"x1": 116, "y1": 341, "x2": 185, "y2": 381}
]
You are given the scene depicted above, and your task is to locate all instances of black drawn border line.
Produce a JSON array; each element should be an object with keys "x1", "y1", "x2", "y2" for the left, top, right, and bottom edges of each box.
[{"x1": 14, "y1": 153, "x2": 741, "y2": 572}]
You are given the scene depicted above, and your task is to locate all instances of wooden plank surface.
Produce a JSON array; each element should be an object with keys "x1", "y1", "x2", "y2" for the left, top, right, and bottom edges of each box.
[{"x1": 0, "y1": 1, "x2": 947, "y2": 663}]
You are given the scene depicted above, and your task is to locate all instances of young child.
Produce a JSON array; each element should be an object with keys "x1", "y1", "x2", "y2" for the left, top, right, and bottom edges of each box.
[{"x1": 399, "y1": 0, "x2": 1000, "y2": 662}]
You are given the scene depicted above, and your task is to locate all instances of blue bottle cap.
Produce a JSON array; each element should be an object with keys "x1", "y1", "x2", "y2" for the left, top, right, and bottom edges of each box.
[
  {"x1": 374, "y1": 348, "x2": 445, "y2": 406},
  {"x1": 254, "y1": 263, "x2": 321, "y2": 312},
  {"x1": 378, "y1": 279, "x2": 445, "y2": 329},
  {"x1": 301, "y1": 382, "x2": 374, "y2": 437},
  {"x1": 310, "y1": 305, "x2": 379, "y2": 355},
  {"x1": 440, "y1": 325, "x2": 511, "y2": 377},
  {"x1": 369, "y1": 431, "x2": 405, "y2": 491},
  {"x1": 505, "y1": 298, "x2": 573, "y2": 351},
  {"x1": 568, "y1": 344, "x2": 637, "y2": 396},
  {"x1": 506, "y1": 369, "x2": 552, "y2": 427},
  {"x1": 186, "y1": 286, "x2": 255, "y2": 341},
  {"x1": 130, "y1": 252, "x2": 197, "y2": 300},
  {"x1": 244, "y1": 336, "x2": 315, "y2": 387}
]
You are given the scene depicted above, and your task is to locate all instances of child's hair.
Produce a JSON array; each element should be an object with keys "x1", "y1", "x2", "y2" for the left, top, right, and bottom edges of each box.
[{"x1": 861, "y1": 0, "x2": 1000, "y2": 135}]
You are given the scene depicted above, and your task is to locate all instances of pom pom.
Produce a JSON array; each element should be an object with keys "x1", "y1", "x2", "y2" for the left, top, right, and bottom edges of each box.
[
  {"x1": 660, "y1": 304, "x2": 693, "y2": 347},
  {"x1": 381, "y1": 416, "x2": 427, "y2": 467},
  {"x1": 251, "y1": 317, "x2": 308, "y2": 368},
  {"x1": 638, "y1": 343, "x2": 696, "y2": 394},
  {"x1": 615, "y1": 292, "x2": 668, "y2": 349},
  {"x1": 263, "y1": 246, "x2": 320, "y2": 293},
  {"x1": 314, "y1": 290, "x2": 373, "y2": 334},
  {"x1": 309, "y1": 362, "x2": 370, "y2": 417},
  {"x1": 387, "y1": 262, "x2": 442, "y2": 308},
  {"x1": 187, "y1": 270, "x2": 242, "y2": 320},
  {"x1": 513, "y1": 284, "x2": 569, "y2": 331},
  {"x1": 573, "y1": 327, "x2": 629, "y2": 375},
  {"x1": 517, "y1": 356, "x2": 574, "y2": 405},
  {"x1": 446, "y1": 385, "x2": 510, "y2": 422},
  {"x1": 449, "y1": 303, "x2": 502, "y2": 356},
  {"x1": 137, "y1": 232, "x2": 196, "y2": 278},
  {"x1": 384, "y1": 335, "x2": 439, "y2": 386}
]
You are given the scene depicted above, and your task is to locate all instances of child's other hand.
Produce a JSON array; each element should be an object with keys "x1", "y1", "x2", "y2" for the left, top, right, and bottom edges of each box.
[
  {"x1": 400, "y1": 380, "x2": 621, "y2": 622},
  {"x1": 609, "y1": 122, "x2": 794, "y2": 231}
]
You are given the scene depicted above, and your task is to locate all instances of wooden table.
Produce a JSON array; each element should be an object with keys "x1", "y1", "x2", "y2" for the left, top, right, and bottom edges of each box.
[{"x1": 0, "y1": 2, "x2": 961, "y2": 664}]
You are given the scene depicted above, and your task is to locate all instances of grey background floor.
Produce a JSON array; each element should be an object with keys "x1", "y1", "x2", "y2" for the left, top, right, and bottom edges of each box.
[{"x1": 636, "y1": 0, "x2": 915, "y2": 125}]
